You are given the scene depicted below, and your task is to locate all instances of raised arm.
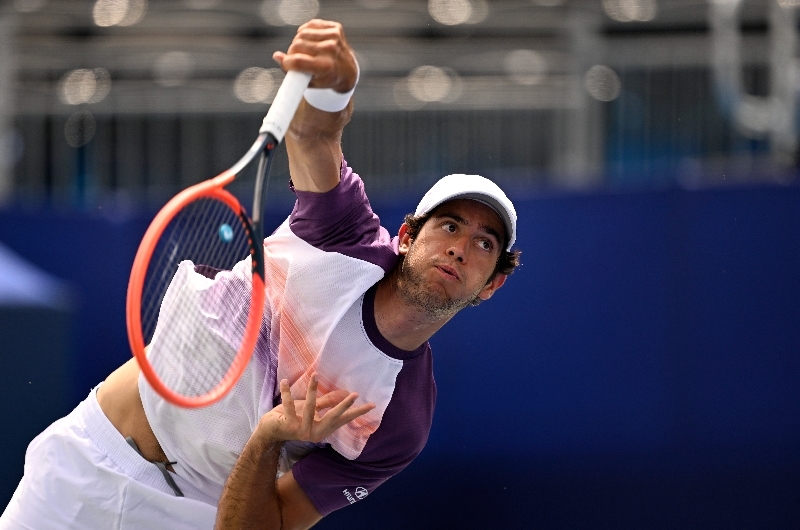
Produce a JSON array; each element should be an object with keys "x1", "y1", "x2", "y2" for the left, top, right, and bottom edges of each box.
[{"x1": 273, "y1": 20, "x2": 359, "y2": 193}]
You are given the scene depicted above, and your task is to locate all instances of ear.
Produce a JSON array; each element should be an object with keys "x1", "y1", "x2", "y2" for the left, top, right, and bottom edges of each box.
[
  {"x1": 397, "y1": 223, "x2": 412, "y2": 256},
  {"x1": 478, "y1": 273, "x2": 506, "y2": 301}
]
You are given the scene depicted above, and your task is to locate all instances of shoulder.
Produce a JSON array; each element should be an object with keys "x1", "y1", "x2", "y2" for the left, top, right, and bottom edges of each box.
[
  {"x1": 361, "y1": 347, "x2": 437, "y2": 462},
  {"x1": 286, "y1": 158, "x2": 399, "y2": 272},
  {"x1": 289, "y1": 159, "x2": 367, "y2": 224},
  {"x1": 290, "y1": 350, "x2": 436, "y2": 516}
]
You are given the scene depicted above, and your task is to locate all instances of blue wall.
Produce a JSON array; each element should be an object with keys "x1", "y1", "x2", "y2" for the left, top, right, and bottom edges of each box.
[{"x1": 1, "y1": 184, "x2": 798, "y2": 528}]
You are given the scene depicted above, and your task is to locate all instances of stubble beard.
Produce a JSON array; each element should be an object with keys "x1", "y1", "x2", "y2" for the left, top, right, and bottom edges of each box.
[{"x1": 396, "y1": 246, "x2": 482, "y2": 320}]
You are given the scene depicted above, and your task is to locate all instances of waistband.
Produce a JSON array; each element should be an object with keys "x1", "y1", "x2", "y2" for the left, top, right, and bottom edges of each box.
[{"x1": 75, "y1": 386, "x2": 219, "y2": 506}]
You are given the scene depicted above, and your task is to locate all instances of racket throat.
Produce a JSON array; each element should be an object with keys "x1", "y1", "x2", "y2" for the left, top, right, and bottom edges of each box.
[{"x1": 251, "y1": 137, "x2": 277, "y2": 228}]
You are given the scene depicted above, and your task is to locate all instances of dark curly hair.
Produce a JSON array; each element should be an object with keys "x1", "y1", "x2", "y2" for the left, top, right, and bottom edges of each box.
[{"x1": 401, "y1": 208, "x2": 521, "y2": 305}]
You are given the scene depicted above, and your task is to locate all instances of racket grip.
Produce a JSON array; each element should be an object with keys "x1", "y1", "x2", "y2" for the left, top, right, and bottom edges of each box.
[{"x1": 259, "y1": 70, "x2": 313, "y2": 144}]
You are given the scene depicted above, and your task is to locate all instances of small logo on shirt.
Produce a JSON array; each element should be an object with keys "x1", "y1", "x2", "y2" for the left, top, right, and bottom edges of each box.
[{"x1": 343, "y1": 487, "x2": 369, "y2": 504}]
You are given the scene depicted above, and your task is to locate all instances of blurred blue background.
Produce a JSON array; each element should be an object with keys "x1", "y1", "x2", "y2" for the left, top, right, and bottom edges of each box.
[
  {"x1": 3, "y1": 184, "x2": 798, "y2": 528},
  {"x1": 1, "y1": 1, "x2": 800, "y2": 528}
]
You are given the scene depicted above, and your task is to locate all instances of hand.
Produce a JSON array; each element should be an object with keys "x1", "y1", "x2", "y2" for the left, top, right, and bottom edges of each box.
[
  {"x1": 273, "y1": 19, "x2": 358, "y2": 94},
  {"x1": 258, "y1": 373, "x2": 375, "y2": 444}
]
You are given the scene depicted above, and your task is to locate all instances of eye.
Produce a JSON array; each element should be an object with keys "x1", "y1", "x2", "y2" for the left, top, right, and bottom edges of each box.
[
  {"x1": 441, "y1": 222, "x2": 457, "y2": 233},
  {"x1": 478, "y1": 239, "x2": 494, "y2": 252}
]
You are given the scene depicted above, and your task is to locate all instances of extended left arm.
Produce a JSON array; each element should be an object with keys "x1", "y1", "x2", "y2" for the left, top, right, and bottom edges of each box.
[
  {"x1": 214, "y1": 376, "x2": 374, "y2": 530},
  {"x1": 214, "y1": 429, "x2": 287, "y2": 530},
  {"x1": 214, "y1": 434, "x2": 320, "y2": 529}
]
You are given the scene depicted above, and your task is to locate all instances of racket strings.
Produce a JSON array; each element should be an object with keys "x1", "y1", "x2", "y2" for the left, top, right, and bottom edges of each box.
[{"x1": 141, "y1": 196, "x2": 255, "y2": 398}]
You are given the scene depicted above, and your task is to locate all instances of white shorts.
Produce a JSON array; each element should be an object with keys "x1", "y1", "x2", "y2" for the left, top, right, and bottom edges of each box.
[{"x1": 0, "y1": 388, "x2": 218, "y2": 530}]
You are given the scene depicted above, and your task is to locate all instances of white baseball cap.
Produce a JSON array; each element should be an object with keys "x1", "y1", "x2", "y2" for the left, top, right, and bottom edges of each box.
[{"x1": 415, "y1": 174, "x2": 517, "y2": 251}]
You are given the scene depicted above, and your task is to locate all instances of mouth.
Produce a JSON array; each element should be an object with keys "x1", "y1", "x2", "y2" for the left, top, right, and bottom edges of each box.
[{"x1": 435, "y1": 264, "x2": 461, "y2": 282}]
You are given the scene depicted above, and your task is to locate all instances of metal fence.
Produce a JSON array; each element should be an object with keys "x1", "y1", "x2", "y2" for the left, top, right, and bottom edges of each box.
[{"x1": 2, "y1": 0, "x2": 799, "y2": 208}]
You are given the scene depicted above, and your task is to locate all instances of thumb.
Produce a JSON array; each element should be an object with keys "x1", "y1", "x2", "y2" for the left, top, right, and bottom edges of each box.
[{"x1": 272, "y1": 51, "x2": 286, "y2": 70}]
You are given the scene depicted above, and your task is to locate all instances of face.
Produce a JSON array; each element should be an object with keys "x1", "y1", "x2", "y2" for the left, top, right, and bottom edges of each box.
[{"x1": 396, "y1": 199, "x2": 507, "y2": 319}]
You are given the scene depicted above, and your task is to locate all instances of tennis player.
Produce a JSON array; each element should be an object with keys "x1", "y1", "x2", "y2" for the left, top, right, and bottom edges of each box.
[{"x1": 0, "y1": 19, "x2": 520, "y2": 530}]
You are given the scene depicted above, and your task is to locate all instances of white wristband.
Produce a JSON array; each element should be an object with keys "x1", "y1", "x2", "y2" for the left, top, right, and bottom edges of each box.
[{"x1": 303, "y1": 57, "x2": 360, "y2": 112}]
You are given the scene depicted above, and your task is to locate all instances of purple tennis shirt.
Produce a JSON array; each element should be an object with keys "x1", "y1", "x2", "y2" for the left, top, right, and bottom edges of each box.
[{"x1": 282, "y1": 160, "x2": 437, "y2": 515}]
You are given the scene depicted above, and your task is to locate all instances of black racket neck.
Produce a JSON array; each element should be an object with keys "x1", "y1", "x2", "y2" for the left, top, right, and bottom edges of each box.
[
  {"x1": 249, "y1": 133, "x2": 278, "y2": 281},
  {"x1": 252, "y1": 133, "x2": 279, "y2": 228}
]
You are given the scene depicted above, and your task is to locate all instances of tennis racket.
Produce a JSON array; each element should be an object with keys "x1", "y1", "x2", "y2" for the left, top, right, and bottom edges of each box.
[{"x1": 126, "y1": 70, "x2": 311, "y2": 408}]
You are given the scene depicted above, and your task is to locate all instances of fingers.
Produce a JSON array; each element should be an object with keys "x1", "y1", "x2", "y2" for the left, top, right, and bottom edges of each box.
[
  {"x1": 278, "y1": 53, "x2": 335, "y2": 78},
  {"x1": 287, "y1": 36, "x2": 341, "y2": 58},
  {"x1": 272, "y1": 18, "x2": 356, "y2": 92},
  {"x1": 313, "y1": 389, "x2": 348, "y2": 410},
  {"x1": 297, "y1": 19, "x2": 342, "y2": 32},
  {"x1": 315, "y1": 392, "x2": 374, "y2": 431},
  {"x1": 294, "y1": 26, "x2": 346, "y2": 44},
  {"x1": 272, "y1": 48, "x2": 340, "y2": 85},
  {"x1": 279, "y1": 379, "x2": 296, "y2": 420},
  {"x1": 331, "y1": 402, "x2": 376, "y2": 431},
  {"x1": 302, "y1": 373, "x2": 319, "y2": 431},
  {"x1": 271, "y1": 384, "x2": 375, "y2": 443},
  {"x1": 295, "y1": 21, "x2": 347, "y2": 47},
  {"x1": 272, "y1": 51, "x2": 286, "y2": 69}
]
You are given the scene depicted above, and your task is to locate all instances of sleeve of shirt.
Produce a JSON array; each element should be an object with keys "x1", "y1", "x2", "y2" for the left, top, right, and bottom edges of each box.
[
  {"x1": 288, "y1": 157, "x2": 399, "y2": 273},
  {"x1": 291, "y1": 348, "x2": 436, "y2": 516},
  {"x1": 291, "y1": 445, "x2": 414, "y2": 516}
]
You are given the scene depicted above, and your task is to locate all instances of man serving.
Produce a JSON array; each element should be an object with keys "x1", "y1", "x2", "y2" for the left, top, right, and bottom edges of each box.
[{"x1": 0, "y1": 19, "x2": 520, "y2": 530}]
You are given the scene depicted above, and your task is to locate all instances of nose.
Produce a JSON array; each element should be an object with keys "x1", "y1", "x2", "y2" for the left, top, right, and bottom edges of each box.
[{"x1": 446, "y1": 238, "x2": 467, "y2": 263}]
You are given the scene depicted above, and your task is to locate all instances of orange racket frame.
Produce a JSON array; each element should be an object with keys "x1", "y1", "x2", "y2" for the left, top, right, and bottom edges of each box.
[
  {"x1": 126, "y1": 172, "x2": 266, "y2": 409},
  {"x1": 126, "y1": 70, "x2": 310, "y2": 408}
]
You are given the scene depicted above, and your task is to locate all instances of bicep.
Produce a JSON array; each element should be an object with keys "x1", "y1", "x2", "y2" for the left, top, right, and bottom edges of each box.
[{"x1": 276, "y1": 470, "x2": 324, "y2": 530}]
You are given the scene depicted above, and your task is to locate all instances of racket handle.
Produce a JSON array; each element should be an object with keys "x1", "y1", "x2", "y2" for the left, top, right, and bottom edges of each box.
[{"x1": 259, "y1": 70, "x2": 313, "y2": 144}]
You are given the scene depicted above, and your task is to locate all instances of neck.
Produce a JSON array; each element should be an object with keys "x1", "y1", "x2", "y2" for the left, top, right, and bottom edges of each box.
[{"x1": 373, "y1": 269, "x2": 455, "y2": 352}]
